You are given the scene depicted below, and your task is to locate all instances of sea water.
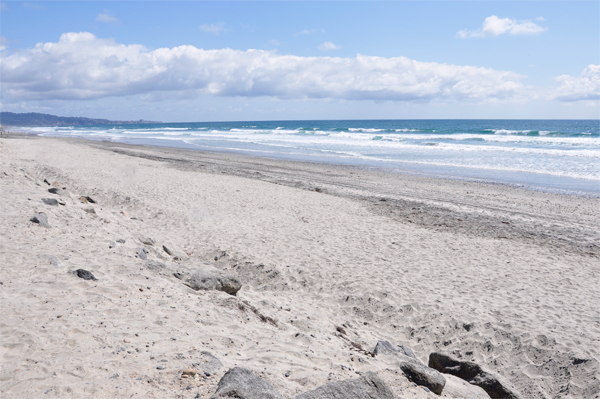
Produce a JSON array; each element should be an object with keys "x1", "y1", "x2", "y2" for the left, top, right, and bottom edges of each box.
[{"x1": 28, "y1": 119, "x2": 600, "y2": 194}]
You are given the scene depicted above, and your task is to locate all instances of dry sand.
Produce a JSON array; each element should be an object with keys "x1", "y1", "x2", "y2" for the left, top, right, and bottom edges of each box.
[{"x1": 1, "y1": 136, "x2": 599, "y2": 398}]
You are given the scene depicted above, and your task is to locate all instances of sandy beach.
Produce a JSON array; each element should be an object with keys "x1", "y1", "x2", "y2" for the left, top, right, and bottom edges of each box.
[{"x1": 1, "y1": 135, "x2": 599, "y2": 398}]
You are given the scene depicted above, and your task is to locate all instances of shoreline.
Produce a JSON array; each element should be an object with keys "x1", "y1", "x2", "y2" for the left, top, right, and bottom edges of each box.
[{"x1": 1, "y1": 136, "x2": 599, "y2": 398}]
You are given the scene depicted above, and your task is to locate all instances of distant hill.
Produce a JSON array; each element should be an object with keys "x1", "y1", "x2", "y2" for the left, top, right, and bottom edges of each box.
[{"x1": 0, "y1": 112, "x2": 160, "y2": 127}]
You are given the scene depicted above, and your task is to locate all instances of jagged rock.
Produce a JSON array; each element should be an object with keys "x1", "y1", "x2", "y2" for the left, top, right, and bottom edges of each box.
[
  {"x1": 74, "y1": 269, "x2": 97, "y2": 281},
  {"x1": 374, "y1": 340, "x2": 397, "y2": 356},
  {"x1": 217, "y1": 275, "x2": 242, "y2": 295},
  {"x1": 441, "y1": 374, "x2": 491, "y2": 398},
  {"x1": 42, "y1": 198, "x2": 59, "y2": 206},
  {"x1": 429, "y1": 353, "x2": 520, "y2": 399},
  {"x1": 295, "y1": 372, "x2": 395, "y2": 399},
  {"x1": 30, "y1": 213, "x2": 49, "y2": 228},
  {"x1": 210, "y1": 367, "x2": 282, "y2": 399},
  {"x1": 373, "y1": 340, "x2": 417, "y2": 359},
  {"x1": 137, "y1": 248, "x2": 148, "y2": 260},
  {"x1": 399, "y1": 358, "x2": 446, "y2": 395}
]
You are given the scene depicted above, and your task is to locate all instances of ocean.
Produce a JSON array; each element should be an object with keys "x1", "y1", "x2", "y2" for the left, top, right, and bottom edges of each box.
[{"x1": 27, "y1": 119, "x2": 599, "y2": 194}]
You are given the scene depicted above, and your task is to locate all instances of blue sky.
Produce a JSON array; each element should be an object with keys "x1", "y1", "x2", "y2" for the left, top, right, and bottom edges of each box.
[{"x1": 1, "y1": 1, "x2": 598, "y2": 121}]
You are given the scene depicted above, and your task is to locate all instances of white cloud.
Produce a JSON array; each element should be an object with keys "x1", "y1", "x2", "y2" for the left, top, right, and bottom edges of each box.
[
  {"x1": 318, "y1": 41, "x2": 341, "y2": 51},
  {"x1": 0, "y1": 32, "x2": 527, "y2": 103},
  {"x1": 200, "y1": 22, "x2": 228, "y2": 35},
  {"x1": 554, "y1": 65, "x2": 600, "y2": 102},
  {"x1": 457, "y1": 15, "x2": 547, "y2": 38},
  {"x1": 96, "y1": 10, "x2": 118, "y2": 24}
]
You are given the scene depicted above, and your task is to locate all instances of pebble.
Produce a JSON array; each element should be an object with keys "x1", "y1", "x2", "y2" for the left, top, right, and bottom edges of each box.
[
  {"x1": 285, "y1": 371, "x2": 290, "y2": 377},
  {"x1": 124, "y1": 339, "x2": 130, "y2": 343},
  {"x1": 157, "y1": 366, "x2": 165, "y2": 370}
]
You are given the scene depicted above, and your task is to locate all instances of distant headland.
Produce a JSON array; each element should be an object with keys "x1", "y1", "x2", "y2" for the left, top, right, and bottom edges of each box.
[{"x1": 0, "y1": 112, "x2": 160, "y2": 127}]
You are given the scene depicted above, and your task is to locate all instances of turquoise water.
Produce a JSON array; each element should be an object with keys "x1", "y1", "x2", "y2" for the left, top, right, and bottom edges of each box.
[{"x1": 29, "y1": 119, "x2": 600, "y2": 194}]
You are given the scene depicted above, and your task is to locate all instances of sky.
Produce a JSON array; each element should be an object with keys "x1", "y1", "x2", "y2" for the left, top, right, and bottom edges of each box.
[{"x1": 1, "y1": 1, "x2": 599, "y2": 122}]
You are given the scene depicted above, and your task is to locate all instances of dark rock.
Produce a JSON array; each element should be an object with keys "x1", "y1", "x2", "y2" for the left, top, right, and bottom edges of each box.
[
  {"x1": 137, "y1": 248, "x2": 148, "y2": 260},
  {"x1": 80, "y1": 196, "x2": 96, "y2": 204},
  {"x1": 399, "y1": 359, "x2": 446, "y2": 395},
  {"x1": 210, "y1": 367, "x2": 282, "y2": 399},
  {"x1": 217, "y1": 275, "x2": 242, "y2": 296},
  {"x1": 48, "y1": 188, "x2": 59, "y2": 194},
  {"x1": 428, "y1": 353, "x2": 520, "y2": 399},
  {"x1": 295, "y1": 372, "x2": 395, "y2": 399},
  {"x1": 42, "y1": 198, "x2": 59, "y2": 206},
  {"x1": 116, "y1": 238, "x2": 126, "y2": 244},
  {"x1": 30, "y1": 213, "x2": 49, "y2": 228},
  {"x1": 75, "y1": 269, "x2": 97, "y2": 281},
  {"x1": 108, "y1": 241, "x2": 116, "y2": 249}
]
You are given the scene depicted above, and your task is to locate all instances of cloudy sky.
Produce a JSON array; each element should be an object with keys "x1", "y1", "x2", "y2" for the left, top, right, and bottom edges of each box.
[{"x1": 1, "y1": 1, "x2": 598, "y2": 121}]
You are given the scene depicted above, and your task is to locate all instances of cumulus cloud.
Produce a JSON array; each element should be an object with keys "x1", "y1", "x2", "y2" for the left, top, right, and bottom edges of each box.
[
  {"x1": 318, "y1": 41, "x2": 341, "y2": 51},
  {"x1": 200, "y1": 22, "x2": 228, "y2": 35},
  {"x1": 458, "y1": 15, "x2": 547, "y2": 38},
  {"x1": 553, "y1": 65, "x2": 600, "y2": 102},
  {"x1": 96, "y1": 10, "x2": 118, "y2": 24},
  {"x1": 0, "y1": 32, "x2": 526, "y2": 103}
]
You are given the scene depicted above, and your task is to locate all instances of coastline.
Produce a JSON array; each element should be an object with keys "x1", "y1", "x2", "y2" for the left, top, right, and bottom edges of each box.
[{"x1": 1, "y1": 135, "x2": 599, "y2": 398}]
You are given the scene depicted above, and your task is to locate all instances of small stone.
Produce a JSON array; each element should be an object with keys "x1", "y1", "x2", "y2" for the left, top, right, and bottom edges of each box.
[
  {"x1": 74, "y1": 269, "x2": 97, "y2": 281},
  {"x1": 30, "y1": 213, "x2": 50, "y2": 228},
  {"x1": 140, "y1": 237, "x2": 155, "y2": 246},
  {"x1": 285, "y1": 371, "x2": 290, "y2": 377},
  {"x1": 116, "y1": 239, "x2": 126, "y2": 244},
  {"x1": 137, "y1": 248, "x2": 148, "y2": 260},
  {"x1": 48, "y1": 188, "x2": 60, "y2": 194},
  {"x1": 124, "y1": 339, "x2": 131, "y2": 343},
  {"x1": 108, "y1": 241, "x2": 116, "y2": 248},
  {"x1": 80, "y1": 196, "x2": 96, "y2": 204},
  {"x1": 42, "y1": 198, "x2": 59, "y2": 206},
  {"x1": 46, "y1": 255, "x2": 60, "y2": 266},
  {"x1": 84, "y1": 208, "x2": 97, "y2": 216},
  {"x1": 157, "y1": 366, "x2": 165, "y2": 370}
]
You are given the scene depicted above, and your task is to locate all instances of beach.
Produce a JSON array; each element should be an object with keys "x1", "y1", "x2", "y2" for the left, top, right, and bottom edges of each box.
[{"x1": 1, "y1": 135, "x2": 599, "y2": 398}]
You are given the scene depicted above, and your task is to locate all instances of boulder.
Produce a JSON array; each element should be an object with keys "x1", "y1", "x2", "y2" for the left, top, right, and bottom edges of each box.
[
  {"x1": 210, "y1": 367, "x2": 282, "y2": 399},
  {"x1": 373, "y1": 340, "x2": 417, "y2": 359},
  {"x1": 30, "y1": 213, "x2": 49, "y2": 228},
  {"x1": 429, "y1": 353, "x2": 520, "y2": 399},
  {"x1": 217, "y1": 275, "x2": 242, "y2": 295},
  {"x1": 74, "y1": 269, "x2": 97, "y2": 281},
  {"x1": 441, "y1": 374, "x2": 491, "y2": 399},
  {"x1": 399, "y1": 358, "x2": 446, "y2": 395},
  {"x1": 295, "y1": 372, "x2": 395, "y2": 399}
]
